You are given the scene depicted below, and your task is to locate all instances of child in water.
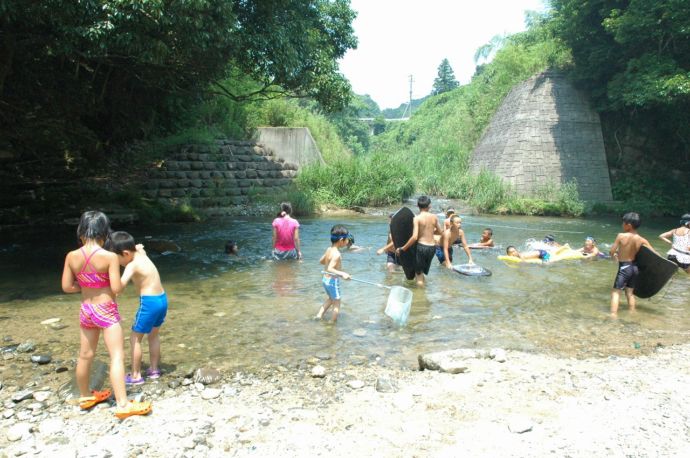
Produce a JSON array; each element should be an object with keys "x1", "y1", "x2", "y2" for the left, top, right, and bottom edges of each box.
[
  {"x1": 470, "y1": 228, "x2": 495, "y2": 248},
  {"x1": 609, "y1": 212, "x2": 653, "y2": 318},
  {"x1": 578, "y1": 236, "x2": 601, "y2": 258},
  {"x1": 107, "y1": 231, "x2": 168, "y2": 385},
  {"x1": 315, "y1": 225, "x2": 351, "y2": 323},
  {"x1": 225, "y1": 240, "x2": 239, "y2": 256},
  {"x1": 659, "y1": 213, "x2": 690, "y2": 273},
  {"x1": 272, "y1": 202, "x2": 301, "y2": 260},
  {"x1": 61, "y1": 211, "x2": 151, "y2": 419},
  {"x1": 506, "y1": 245, "x2": 550, "y2": 261},
  {"x1": 376, "y1": 213, "x2": 400, "y2": 272}
]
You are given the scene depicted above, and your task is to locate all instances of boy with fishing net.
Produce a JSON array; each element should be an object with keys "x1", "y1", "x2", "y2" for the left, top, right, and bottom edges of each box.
[{"x1": 315, "y1": 225, "x2": 351, "y2": 323}]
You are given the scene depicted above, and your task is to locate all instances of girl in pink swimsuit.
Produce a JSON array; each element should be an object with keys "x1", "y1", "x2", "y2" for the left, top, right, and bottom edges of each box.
[{"x1": 61, "y1": 211, "x2": 151, "y2": 419}]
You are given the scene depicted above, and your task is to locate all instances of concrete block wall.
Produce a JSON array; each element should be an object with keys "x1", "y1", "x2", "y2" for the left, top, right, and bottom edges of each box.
[
  {"x1": 144, "y1": 140, "x2": 298, "y2": 208},
  {"x1": 470, "y1": 71, "x2": 613, "y2": 201}
]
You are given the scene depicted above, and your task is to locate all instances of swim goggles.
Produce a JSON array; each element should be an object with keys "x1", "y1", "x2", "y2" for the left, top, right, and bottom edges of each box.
[{"x1": 331, "y1": 233, "x2": 350, "y2": 243}]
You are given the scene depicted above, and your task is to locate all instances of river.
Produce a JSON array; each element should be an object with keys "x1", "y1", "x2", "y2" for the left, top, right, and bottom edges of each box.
[{"x1": 1, "y1": 206, "x2": 688, "y2": 384}]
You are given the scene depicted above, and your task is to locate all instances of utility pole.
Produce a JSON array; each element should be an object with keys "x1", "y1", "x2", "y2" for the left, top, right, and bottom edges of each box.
[{"x1": 402, "y1": 74, "x2": 414, "y2": 119}]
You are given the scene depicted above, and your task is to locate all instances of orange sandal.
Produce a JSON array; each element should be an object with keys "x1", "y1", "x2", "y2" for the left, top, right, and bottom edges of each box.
[
  {"x1": 79, "y1": 389, "x2": 112, "y2": 410},
  {"x1": 114, "y1": 400, "x2": 153, "y2": 420}
]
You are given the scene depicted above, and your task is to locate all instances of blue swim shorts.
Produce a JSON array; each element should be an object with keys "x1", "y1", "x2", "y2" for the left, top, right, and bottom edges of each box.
[
  {"x1": 322, "y1": 275, "x2": 341, "y2": 300},
  {"x1": 132, "y1": 292, "x2": 168, "y2": 334}
]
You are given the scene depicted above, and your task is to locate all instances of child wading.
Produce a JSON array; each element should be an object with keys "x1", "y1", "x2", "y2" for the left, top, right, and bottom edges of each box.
[
  {"x1": 272, "y1": 202, "x2": 302, "y2": 260},
  {"x1": 609, "y1": 212, "x2": 653, "y2": 318},
  {"x1": 108, "y1": 231, "x2": 168, "y2": 385},
  {"x1": 61, "y1": 211, "x2": 151, "y2": 419},
  {"x1": 398, "y1": 196, "x2": 444, "y2": 287},
  {"x1": 315, "y1": 225, "x2": 351, "y2": 322}
]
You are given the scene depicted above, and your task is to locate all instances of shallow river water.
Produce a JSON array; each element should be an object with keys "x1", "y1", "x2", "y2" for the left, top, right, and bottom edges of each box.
[{"x1": 1, "y1": 206, "x2": 688, "y2": 379}]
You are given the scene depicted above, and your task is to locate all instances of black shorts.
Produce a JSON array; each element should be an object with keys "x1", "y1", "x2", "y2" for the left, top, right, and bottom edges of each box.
[
  {"x1": 416, "y1": 243, "x2": 436, "y2": 275},
  {"x1": 667, "y1": 255, "x2": 689, "y2": 270},
  {"x1": 386, "y1": 251, "x2": 400, "y2": 265},
  {"x1": 613, "y1": 262, "x2": 639, "y2": 289}
]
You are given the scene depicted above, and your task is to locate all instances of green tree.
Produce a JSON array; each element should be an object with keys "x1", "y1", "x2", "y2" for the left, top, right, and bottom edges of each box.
[
  {"x1": 0, "y1": 0, "x2": 357, "y2": 166},
  {"x1": 432, "y1": 58, "x2": 460, "y2": 95}
]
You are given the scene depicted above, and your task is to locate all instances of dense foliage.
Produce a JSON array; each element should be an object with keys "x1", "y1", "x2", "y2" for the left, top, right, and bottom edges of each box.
[{"x1": 0, "y1": 0, "x2": 357, "y2": 168}]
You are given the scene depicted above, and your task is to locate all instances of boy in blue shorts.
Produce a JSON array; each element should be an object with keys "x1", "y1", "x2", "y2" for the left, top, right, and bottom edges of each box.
[
  {"x1": 315, "y1": 225, "x2": 351, "y2": 323},
  {"x1": 108, "y1": 232, "x2": 168, "y2": 385}
]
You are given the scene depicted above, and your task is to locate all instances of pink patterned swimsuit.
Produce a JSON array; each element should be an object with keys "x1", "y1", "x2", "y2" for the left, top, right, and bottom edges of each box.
[{"x1": 75, "y1": 247, "x2": 120, "y2": 329}]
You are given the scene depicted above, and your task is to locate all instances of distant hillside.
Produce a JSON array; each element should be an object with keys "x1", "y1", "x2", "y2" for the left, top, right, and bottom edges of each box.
[{"x1": 382, "y1": 97, "x2": 428, "y2": 119}]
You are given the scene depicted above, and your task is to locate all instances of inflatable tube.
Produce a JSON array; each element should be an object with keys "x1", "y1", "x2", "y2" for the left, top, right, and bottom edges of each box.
[
  {"x1": 633, "y1": 245, "x2": 678, "y2": 298},
  {"x1": 497, "y1": 247, "x2": 586, "y2": 264},
  {"x1": 453, "y1": 264, "x2": 492, "y2": 276},
  {"x1": 390, "y1": 207, "x2": 416, "y2": 280},
  {"x1": 497, "y1": 255, "x2": 544, "y2": 264}
]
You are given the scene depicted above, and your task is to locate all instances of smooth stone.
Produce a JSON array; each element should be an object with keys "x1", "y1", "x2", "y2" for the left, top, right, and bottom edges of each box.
[
  {"x1": 50, "y1": 323, "x2": 68, "y2": 330},
  {"x1": 490, "y1": 348, "x2": 507, "y2": 363},
  {"x1": 347, "y1": 380, "x2": 365, "y2": 390},
  {"x1": 27, "y1": 401, "x2": 45, "y2": 411},
  {"x1": 31, "y1": 354, "x2": 51, "y2": 364},
  {"x1": 213, "y1": 312, "x2": 226, "y2": 317},
  {"x1": 311, "y1": 366, "x2": 326, "y2": 378},
  {"x1": 194, "y1": 382, "x2": 205, "y2": 391},
  {"x1": 3, "y1": 409, "x2": 14, "y2": 419},
  {"x1": 315, "y1": 352, "x2": 332, "y2": 360},
  {"x1": 55, "y1": 367, "x2": 69, "y2": 373},
  {"x1": 508, "y1": 416, "x2": 534, "y2": 434},
  {"x1": 418, "y1": 348, "x2": 489, "y2": 372},
  {"x1": 181, "y1": 378, "x2": 193, "y2": 386},
  {"x1": 1, "y1": 344, "x2": 18, "y2": 353},
  {"x1": 352, "y1": 328, "x2": 367, "y2": 337},
  {"x1": 201, "y1": 388, "x2": 221, "y2": 400},
  {"x1": 16, "y1": 341, "x2": 36, "y2": 353},
  {"x1": 7, "y1": 422, "x2": 31, "y2": 442},
  {"x1": 40, "y1": 318, "x2": 61, "y2": 325},
  {"x1": 32, "y1": 391, "x2": 51, "y2": 402},
  {"x1": 194, "y1": 367, "x2": 222, "y2": 385},
  {"x1": 375, "y1": 377, "x2": 398, "y2": 393},
  {"x1": 12, "y1": 390, "x2": 34, "y2": 403},
  {"x1": 168, "y1": 380, "x2": 181, "y2": 389}
]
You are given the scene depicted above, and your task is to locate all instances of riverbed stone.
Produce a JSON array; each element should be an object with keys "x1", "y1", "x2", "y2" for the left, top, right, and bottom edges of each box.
[
  {"x1": 12, "y1": 389, "x2": 34, "y2": 403},
  {"x1": 508, "y1": 416, "x2": 534, "y2": 434},
  {"x1": 490, "y1": 348, "x2": 507, "y2": 363},
  {"x1": 418, "y1": 348, "x2": 489, "y2": 372},
  {"x1": 311, "y1": 366, "x2": 326, "y2": 378},
  {"x1": 50, "y1": 322, "x2": 68, "y2": 330},
  {"x1": 194, "y1": 367, "x2": 222, "y2": 385},
  {"x1": 7, "y1": 422, "x2": 32, "y2": 441},
  {"x1": 32, "y1": 391, "x2": 51, "y2": 402},
  {"x1": 17, "y1": 341, "x2": 36, "y2": 353},
  {"x1": 347, "y1": 380, "x2": 365, "y2": 390},
  {"x1": 201, "y1": 388, "x2": 221, "y2": 400},
  {"x1": 31, "y1": 354, "x2": 51, "y2": 364},
  {"x1": 40, "y1": 318, "x2": 61, "y2": 325},
  {"x1": 375, "y1": 377, "x2": 398, "y2": 393}
]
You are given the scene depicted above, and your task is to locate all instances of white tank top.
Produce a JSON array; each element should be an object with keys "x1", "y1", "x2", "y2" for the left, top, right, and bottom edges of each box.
[{"x1": 668, "y1": 229, "x2": 690, "y2": 264}]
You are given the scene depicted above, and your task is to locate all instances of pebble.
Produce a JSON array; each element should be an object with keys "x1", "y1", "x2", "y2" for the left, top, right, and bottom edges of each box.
[
  {"x1": 3, "y1": 409, "x2": 14, "y2": 419},
  {"x1": 181, "y1": 378, "x2": 193, "y2": 386},
  {"x1": 201, "y1": 388, "x2": 221, "y2": 400},
  {"x1": 347, "y1": 380, "x2": 365, "y2": 389},
  {"x1": 16, "y1": 341, "x2": 36, "y2": 353},
  {"x1": 7, "y1": 422, "x2": 31, "y2": 441},
  {"x1": 490, "y1": 348, "x2": 507, "y2": 363},
  {"x1": 50, "y1": 323, "x2": 67, "y2": 330},
  {"x1": 12, "y1": 390, "x2": 34, "y2": 403},
  {"x1": 55, "y1": 366, "x2": 69, "y2": 373},
  {"x1": 40, "y1": 318, "x2": 61, "y2": 325},
  {"x1": 375, "y1": 377, "x2": 398, "y2": 393},
  {"x1": 508, "y1": 416, "x2": 534, "y2": 434},
  {"x1": 311, "y1": 366, "x2": 326, "y2": 378},
  {"x1": 213, "y1": 312, "x2": 226, "y2": 317},
  {"x1": 31, "y1": 354, "x2": 52, "y2": 364},
  {"x1": 352, "y1": 328, "x2": 367, "y2": 337}
]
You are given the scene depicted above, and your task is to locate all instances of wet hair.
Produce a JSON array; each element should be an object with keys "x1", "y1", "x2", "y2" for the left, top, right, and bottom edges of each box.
[
  {"x1": 680, "y1": 213, "x2": 690, "y2": 227},
  {"x1": 277, "y1": 202, "x2": 292, "y2": 217},
  {"x1": 506, "y1": 245, "x2": 517, "y2": 254},
  {"x1": 622, "y1": 212, "x2": 641, "y2": 229},
  {"x1": 330, "y1": 224, "x2": 349, "y2": 244},
  {"x1": 417, "y1": 195, "x2": 431, "y2": 209},
  {"x1": 347, "y1": 234, "x2": 355, "y2": 247},
  {"x1": 543, "y1": 234, "x2": 556, "y2": 243},
  {"x1": 585, "y1": 236, "x2": 596, "y2": 243},
  {"x1": 449, "y1": 215, "x2": 461, "y2": 224},
  {"x1": 484, "y1": 228, "x2": 493, "y2": 236},
  {"x1": 77, "y1": 211, "x2": 111, "y2": 244},
  {"x1": 106, "y1": 231, "x2": 135, "y2": 255},
  {"x1": 225, "y1": 240, "x2": 238, "y2": 255},
  {"x1": 446, "y1": 208, "x2": 456, "y2": 216}
]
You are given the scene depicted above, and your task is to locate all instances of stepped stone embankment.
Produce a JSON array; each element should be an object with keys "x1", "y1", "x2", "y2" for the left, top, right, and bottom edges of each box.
[{"x1": 144, "y1": 140, "x2": 298, "y2": 210}]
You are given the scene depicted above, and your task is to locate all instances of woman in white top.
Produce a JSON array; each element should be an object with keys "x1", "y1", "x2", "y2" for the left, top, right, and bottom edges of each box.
[{"x1": 659, "y1": 213, "x2": 690, "y2": 273}]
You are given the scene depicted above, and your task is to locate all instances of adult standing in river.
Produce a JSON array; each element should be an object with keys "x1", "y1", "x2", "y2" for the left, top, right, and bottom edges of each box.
[{"x1": 272, "y1": 202, "x2": 302, "y2": 260}]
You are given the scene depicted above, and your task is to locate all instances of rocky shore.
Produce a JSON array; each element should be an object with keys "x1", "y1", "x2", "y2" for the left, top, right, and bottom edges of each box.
[{"x1": 2, "y1": 341, "x2": 689, "y2": 457}]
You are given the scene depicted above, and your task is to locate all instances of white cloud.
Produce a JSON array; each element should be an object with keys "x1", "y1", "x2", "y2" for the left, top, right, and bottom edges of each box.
[{"x1": 338, "y1": 0, "x2": 546, "y2": 109}]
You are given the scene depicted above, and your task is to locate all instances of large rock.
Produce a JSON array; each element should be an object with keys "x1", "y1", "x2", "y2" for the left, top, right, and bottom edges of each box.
[{"x1": 418, "y1": 349, "x2": 490, "y2": 373}]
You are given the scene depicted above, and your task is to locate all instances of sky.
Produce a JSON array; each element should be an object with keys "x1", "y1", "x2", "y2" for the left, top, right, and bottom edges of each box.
[{"x1": 338, "y1": 0, "x2": 546, "y2": 109}]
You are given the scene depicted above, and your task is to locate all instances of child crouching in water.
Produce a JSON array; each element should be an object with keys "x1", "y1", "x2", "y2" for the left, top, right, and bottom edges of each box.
[
  {"x1": 61, "y1": 212, "x2": 151, "y2": 419},
  {"x1": 315, "y1": 225, "x2": 351, "y2": 322},
  {"x1": 107, "y1": 231, "x2": 168, "y2": 385}
]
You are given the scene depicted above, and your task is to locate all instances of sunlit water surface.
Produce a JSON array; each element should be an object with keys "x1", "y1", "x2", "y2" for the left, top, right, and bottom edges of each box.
[{"x1": 1, "y1": 207, "x2": 688, "y2": 380}]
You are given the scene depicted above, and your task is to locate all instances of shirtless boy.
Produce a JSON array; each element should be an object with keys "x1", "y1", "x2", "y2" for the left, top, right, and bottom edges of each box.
[
  {"x1": 315, "y1": 225, "x2": 351, "y2": 322},
  {"x1": 436, "y1": 215, "x2": 473, "y2": 268},
  {"x1": 398, "y1": 196, "x2": 443, "y2": 286},
  {"x1": 609, "y1": 212, "x2": 652, "y2": 318}
]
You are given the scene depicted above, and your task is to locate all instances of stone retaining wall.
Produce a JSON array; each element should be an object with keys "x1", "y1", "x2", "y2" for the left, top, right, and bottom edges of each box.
[{"x1": 143, "y1": 140, "x2": 298, "y2": 208}]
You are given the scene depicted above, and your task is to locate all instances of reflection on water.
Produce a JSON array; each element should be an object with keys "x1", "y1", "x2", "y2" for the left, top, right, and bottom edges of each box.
[{"x1": 1, "y1": 211, "x2": 689, "y2": 382}]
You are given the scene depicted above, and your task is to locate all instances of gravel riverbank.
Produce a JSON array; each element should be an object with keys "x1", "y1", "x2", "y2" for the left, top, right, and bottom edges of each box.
[{"x1": 2, "y1": 342, "x2": 689, "y2": 457}]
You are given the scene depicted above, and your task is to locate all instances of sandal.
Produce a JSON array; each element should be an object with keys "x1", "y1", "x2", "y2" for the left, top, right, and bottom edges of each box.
[
  {"x1": 145, "y1": 368, "x2": 161, "y2": 379},
  {"x1": 79, "y1": 389, "x2": 112, "y2": 410},
  {"x1": 114, "y1": 400, "x2": 153, "y2": 420},
  {"x1": 125, "y1": 374, "x2": 145, "y2": 386}
]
